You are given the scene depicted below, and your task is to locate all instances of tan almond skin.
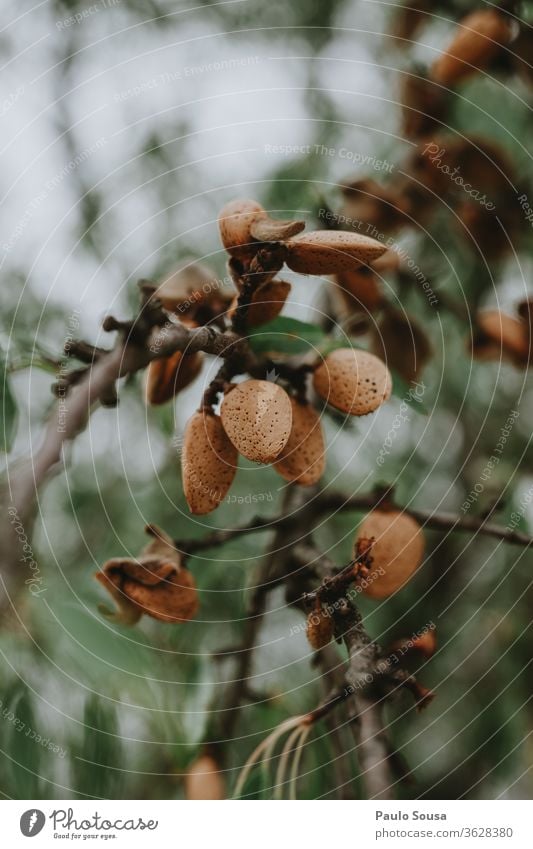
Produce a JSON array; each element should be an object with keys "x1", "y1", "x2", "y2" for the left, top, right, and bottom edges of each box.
[
  {"x1": 186, "y1": 755, "x2": 225, "y2": 800},
  {"x1": 286, "y1": 230, "x2": 387, "y2": 275},
  {"x1": 156, "y1": 259, "x2": 220, "y2": 313},
  {"x1": 335, "y1": 268, "x2": 383, "y2": 312},
  {"x1": 476, "y1": 310, "x2": 530, "y2": 363},
  {"x1": 306, "y1": 609, "x2": 333, "y2": 650},
  {"x1": 182, "y1": 411, "x2": 238, "y2": 514},
  {"x1": 431, "y1": 11, "x2": 511, "y2": 86},
  {"x1": 145, "y1": 350, "x2": 203, "y2": 405},
  {"x1": 220, "y1": 379, "x2": 292, "y2": 464},
  {"x1": 355, "y1": 510, "x2": 425, "y2": 600},
  {"x1": 274, "y1": 398, "x2": 325, "y2": 486},
  {"x1": 228, "y1": 279, "x2": 291, "y2": 327},
  {"x1": 218, "y1": 198, "x2": 266, "y2": 259},
  {"x1": 313, "y1": 348, "x2": 392, "y2": 416}
]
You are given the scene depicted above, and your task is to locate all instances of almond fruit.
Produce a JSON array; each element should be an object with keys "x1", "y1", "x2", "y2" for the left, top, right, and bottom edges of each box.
[
  {"x1": 220, "y1": 379, "x2": 292, "y2": 463},
  {"x1": 431, "y1": 10, "x2": 512, "y2": 86},
  {"x1": 335, "y1": 267, "x2": 383, "y2": 312},
  {"x1": 182, "y1": 410, "x2": 238, "y2": 514},
  {"x1": 354, "y1": 510, "x2": 425, "y2": 600},
  {"x1": 145, "y1": 350, "x2": 203, "y2": 405},
  {"x1": 340, "y1": 179, "x2": 409, "y2": 232},
  {"x1": 228, "y1": 279, "x2": 291, "y2": 327},
  {"x1": 313, "y1": 348, "x2": 392, "y2": 416},
  {"x1": 306, "y1": 608, "x2": 333, "y2": 650},
  {"x1": 218, "y1": 199, "x2": 267, "y2": 259},
  {"x1": 186, "y1": 754, "x2": 225, "y2": 800},
  {"x1": 285, "y1": 230, "x2": 387, "y2": 275},
  {"x1": 371, "y1": 307, "x2": 431, "y2": 383},
  {"x1": 96, "y1": 526, "x2": 198, "y2": 624},
  {"x1": 473, "y1": 310, "x2": 530, "y2": 365},
  {"x1": 274, "y1": 398, "x2": 325, "y2": 486},
  {"x1": 156, "y1": 259, "x2": 220, "y2": 314}
]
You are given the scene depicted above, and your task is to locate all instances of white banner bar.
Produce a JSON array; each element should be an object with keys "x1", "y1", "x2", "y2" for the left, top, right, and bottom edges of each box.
[{"x1": 1, "y1": 800, "x2": 531, "y2": 848}]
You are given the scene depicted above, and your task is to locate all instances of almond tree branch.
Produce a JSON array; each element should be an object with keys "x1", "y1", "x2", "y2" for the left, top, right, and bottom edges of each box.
[{"x1": 178, "y1": 490, "x2": 533, "y2": 555}]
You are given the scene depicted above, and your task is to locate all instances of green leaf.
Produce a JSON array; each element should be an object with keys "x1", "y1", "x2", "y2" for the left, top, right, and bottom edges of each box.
[
  {"x1": 1, "y1": 349, "x2": 18, "y2": 452},
  {"x1": 248, "y1": 317, "x2": 325, "y2": 355}
]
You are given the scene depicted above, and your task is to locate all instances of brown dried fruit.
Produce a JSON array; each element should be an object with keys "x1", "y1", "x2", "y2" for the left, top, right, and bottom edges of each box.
[
  {"x1": 390, "y1": 628, "x2": 437, "y2": 658},
  {"x1": 391, "y1": 1, "x2": 430, "y2": 44},
  {"x1": 145, "y1": 350, "x2": 203, "y2": 405},
  {"x1": 249, "y1": 216, "x2": 305, "y2": 243},
  {"x1": 431, "y1": 10, "x2": 512, "y2": 86},
  {"x1": 335, "y1": 267, "x2": 383, "y2": 313},
  {"x1": 95, "y1": 525, "x2": 198, "y2": 624},
  {"x1": 228, "y1": 279, "x2": 291, "y2": 328},
  {"x1": 220, "y1": 379, "x2": 292, "y2": 464},
  {"x1": 182, "y1": 410, "x2": 238, "y2": 514},
  {"x1": 400, "y1": 73, "x2": 449, "y2": 139},
  {"x1": 313, "y1": 348, "x2": 392, "y2": 416},
  {"x1": 306, "y1": 607, "x2": 334, "y2": 650},
  {"x1": 274, "y1": 398, "x2": 325, "y2": 486},
  {"x1": 472, "y1": 310, "x2": 530, "y2": 365},
  {"x1": 340, "y1": 179, "x2": 410, "y2": 233},
  {"x1": 285, "y1": 230, "x2": 387, "y2": 275},
  {"x1": 218, "y1": 199, "x2": 267, "y2": 260},
  {"x1": 371, "y1": 307, "x2": 431, "y2": 384},
  {"x1": 156, "y1": 259, "x2": 221, "y2": 316},
  {"x1": 186, "y1": 754, "x2": 225, "y2": 800},
  {"x1": 354, "y1": 510, "x2": 425, "y2": 600}
]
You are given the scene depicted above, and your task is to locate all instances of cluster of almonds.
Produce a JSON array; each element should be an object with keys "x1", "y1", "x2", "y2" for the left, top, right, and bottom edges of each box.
[
  {"x1": 140, "y1": 198, "x2": 396, "y2": 515},
  {"x1": 306, "y1": 509, "x2": 425, "y2": 650},
  {"x1": 181, "y1": 344, "x2": 392, "y2": 516}
]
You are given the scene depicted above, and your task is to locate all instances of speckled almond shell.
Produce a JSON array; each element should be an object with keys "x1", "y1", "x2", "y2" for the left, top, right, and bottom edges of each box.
[
  {"x1": 182, "y1": 411, "x2": 238, "y2": 514},
  {"x1": 218, "y1": 198, "x2": 266, "y2": 258},
  {"x1": 274, "y1": 399, "x2": 325, "y2": 486},
  {"x1": 285, "y1": 230, "x2": 387, "y2": 275},
  {"x1": 186, "y1": 755, "x2": 225, "y2": 800},
  {"x1": 145, "y1": 350, "x2": 203, "y2": 405},
  {"x1": 313, "y1": 348, "x2": 392, "y2": 416},
  {"x1": 220, "y1": 379, "x2": 292, "y2": 464},
  {"x1": 355, "y1": 510, "x2": 425, "y2": 600},
  {"x1": 477, "y1": 311, "x2": 530, "y2": 362},
  {"x1": 431, "y1": 11, "x2": 511, "y2": 86}
]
